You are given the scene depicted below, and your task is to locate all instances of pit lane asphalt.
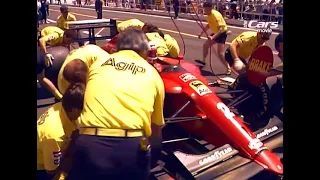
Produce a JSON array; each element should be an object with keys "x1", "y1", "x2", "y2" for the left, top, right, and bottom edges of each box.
[{"x1": 37, "y1": 6, "x2": 282, "y2": 179}]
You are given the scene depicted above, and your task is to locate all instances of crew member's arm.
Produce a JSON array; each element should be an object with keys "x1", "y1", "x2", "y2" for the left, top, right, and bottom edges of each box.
[
  {"x1": 267, "y1": 63, "x2": 283, "y2": 76},
  {"x1": 57, "y1": 16, "x2": 63, "y2": 30},
  {"x1": 39, "y1": 33, "x2": 60, "y2": 53},
  {"x1": 70, "y1": 14, "x2": 77, "y2": 21},
  {"x1": 37, "y1": 71, "x2": 63, "y2": 99},
  {"x1": 198, "y1": 24, "x2": 210, "y2": 38},
  {"x1": 39, "y1": 33, "x2": 60, "y2": 67},
  {"x1": 42, "y1": 139, "x2": 62, "y2": 175},
  {"x1": 54, "y1": 130, "x2": 79, "y2": 178},
  {"x1": 230, "y1": 41, "x2": 241, "y2": 60},
  {"x1": 149, "y1": 74, "x2": 165, "y2": 147}
]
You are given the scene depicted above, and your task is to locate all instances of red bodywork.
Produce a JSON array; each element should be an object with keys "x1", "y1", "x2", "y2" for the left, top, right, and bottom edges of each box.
[{"x1": 101, "y1": 39, "x2": 283, "y2": 175}]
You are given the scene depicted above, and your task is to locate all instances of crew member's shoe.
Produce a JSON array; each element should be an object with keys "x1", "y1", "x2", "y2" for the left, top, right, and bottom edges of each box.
[
  {"x1": 226, "y1": 68, "x2": 232, "y2": 75},
  {"x1": 195, "y1": 59, "x2": 206, "y2": 66}
]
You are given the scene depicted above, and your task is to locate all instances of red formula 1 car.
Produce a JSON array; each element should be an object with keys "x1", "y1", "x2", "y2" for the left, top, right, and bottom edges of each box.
[{"x1": 101, "y1": 39, "x2": 283, "y2": 179}]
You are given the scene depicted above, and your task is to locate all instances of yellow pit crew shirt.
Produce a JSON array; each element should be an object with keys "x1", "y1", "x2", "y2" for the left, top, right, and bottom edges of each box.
[
  {"x1": 41, "y1": 26, "x2": 65, "y2": 46},
  {"x1": 146, "y1": 32, "x2": 170, "y2": 57},
  {"x1": 231, "y1": 31, "x2": 260, "y2": 60},
  {"x1": 207, "y1": 9, "x2": 227, "y2": 34},
  {"x1": 57, "y1": 44, "x2": 111, "y2": 95},
  {"x1": 79, "y1": 50, "x2": 165, "y2": 137},
  {"x1": 117, "y1": 19, "x2": 145, "y2": 32},
  {"x1": 37, "y1": 103, "x2": 76, "y2": 179},
  {"x1": 57, "y1": 13, "x2": 77, "y2": 30},
  {"x1": 164, "y1": 34, "x2": 180, "y2": 58}
]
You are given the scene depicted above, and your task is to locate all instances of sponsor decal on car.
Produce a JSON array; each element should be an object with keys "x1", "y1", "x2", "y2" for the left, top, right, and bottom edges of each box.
[
  {"x1": 248, "y1": 138, "x2": 264, "y2": 150},
  {"x1": 256, "y1": 126, "x2": 279, "y2": 139},
  {"x1": 189, "y1": 80, "x2": 212, "y2": 96},
  {"x1": 216, "y1": 102, "x2": 266, "y2": 152},
  {"x1": 179, "y1": 73, "x2": 197, "y2": 82},
  {"x1": 198, "y1": 147, "x2": 233, "y2": 166}
]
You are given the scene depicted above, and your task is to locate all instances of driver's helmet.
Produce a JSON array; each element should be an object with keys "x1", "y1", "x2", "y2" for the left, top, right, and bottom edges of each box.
[{"x1": 147, "y1": 41, "x2": 157, "y2": 64}]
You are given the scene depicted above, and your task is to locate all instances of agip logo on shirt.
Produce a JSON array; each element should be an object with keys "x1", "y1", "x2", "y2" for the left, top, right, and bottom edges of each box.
[{"x1": 101, "y1": 58, "x2": 146, "y2": 75}]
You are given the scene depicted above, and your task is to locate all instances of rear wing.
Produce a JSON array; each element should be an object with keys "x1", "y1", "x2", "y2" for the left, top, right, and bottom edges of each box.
[{"x1": 66, "y1": 19, "x2": 117, "y2": 44}]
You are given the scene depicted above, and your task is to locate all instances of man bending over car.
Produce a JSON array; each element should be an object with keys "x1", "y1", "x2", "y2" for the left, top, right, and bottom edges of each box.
[
  {"x1": 57, "y1": 44, "x2": 110, "y2": 97},
  {"x1": 37, "y1": 83, "x2": 85, "y2": 180},
  {"x1": 144, "y1": 26, "x2": 170, "y2": 57},
  {"x1": 117, "y1": 19, "x2": 146, "y2": 33},
  {"x1": 225, "y1": 30, "x2": 272, "y2": 75},
  {"x1": 39, "y1": 26, "x2": 78, "y2": 67},
  {"x1": 164, "y1": 34, "x2": 180, "y2": 58}
]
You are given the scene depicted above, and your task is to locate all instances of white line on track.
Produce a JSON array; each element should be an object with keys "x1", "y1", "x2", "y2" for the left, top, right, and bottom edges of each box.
[
  {"x1": 51, "y1": 5, "x2": 279, "y2": 35},
  {"x1": 46, "y1": 19, "x2": 104, "y2": 44},
  {"x1": 82, "y1": 30, "x2": 102, "y2": 37}
]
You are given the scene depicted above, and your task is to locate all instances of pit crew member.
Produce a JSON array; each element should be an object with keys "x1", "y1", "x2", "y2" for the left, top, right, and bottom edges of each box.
[
  {"x1": 117, "y1": 18, "x2": 145, "y2": 33},
  {"x1": 196, "y1": 2, "x2": 231, "y2": 74},
  {"x1": 268, "y1": 32, "x2": 283, "y2": 76},
  {"x1": 67, "y1": 28, "x2": 165, "y2": 180},
  {"x1": 164, "y1": 33, "x2": 180, "y2": 58},
  {"x1": 225, "y1": 30, "x2": 272, "y2": 74},
  {"x1": 57, "y1": 5, "x2": 76, "y2": 30},
  {"x1": 239, "y1": 33, "x2": 283, "y2": 127},
  {"x1": 258, "y1": 33, "x2": 283, "y2": 121},
  {"x1": 39, "y1": 26, "x2": 78, "y2": 67},
  {"x1": 37, "y1": 83, "x2": 85, "y2": 180},
  {"x1": 56, "y1": 44, "x2": 110, "y2": 98},
  {"x1": 57, "y1": 5, "x2": 84, "y2": 47},
  {"x1": 145, "y1": 28, "x2": 170, "y2": 57}
]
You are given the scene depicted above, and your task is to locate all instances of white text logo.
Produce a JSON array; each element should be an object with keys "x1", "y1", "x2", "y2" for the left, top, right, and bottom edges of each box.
[
  {"x1": 256, "y1": 126, "x2": 279, "y2": 139},
  {"x1": 199, "y1": 147, "x2": 233, "y2": 165},
  {"x1": 243, "y1": 20, "x2": 278, "y2": 29}
]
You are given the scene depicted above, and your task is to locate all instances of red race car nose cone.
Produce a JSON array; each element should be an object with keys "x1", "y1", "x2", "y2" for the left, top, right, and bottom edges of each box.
[
  {"x1": 247, "y1": 46, "x2": 274, "y2": 86},
  {"x1": 255, "y1": 150, "x2": 283, "y2": 175}
]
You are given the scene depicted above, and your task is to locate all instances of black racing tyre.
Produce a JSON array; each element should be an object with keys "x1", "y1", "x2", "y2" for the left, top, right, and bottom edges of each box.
[{"x1": 37, "y1": 46, "x2": 70, "y2": 87}]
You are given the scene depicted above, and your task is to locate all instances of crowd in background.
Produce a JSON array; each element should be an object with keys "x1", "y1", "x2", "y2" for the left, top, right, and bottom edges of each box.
[{"x1": 48, "y1": 0, "x2": 283, "y2": 24}]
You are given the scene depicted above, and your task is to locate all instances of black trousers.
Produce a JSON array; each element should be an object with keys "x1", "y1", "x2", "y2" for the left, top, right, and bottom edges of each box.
[
  {"x1": 173, "y1": 4, "x2": 179, "y2": 18},
  {"x1": 96, "y1": 10, "x2": 102, "y2": 19},
  {"x1": 37, "y1": 170, "x2": 54, "y2": 180},
  {"x1": 67, "y1": 135, "x2": 151, "y2": 180}
]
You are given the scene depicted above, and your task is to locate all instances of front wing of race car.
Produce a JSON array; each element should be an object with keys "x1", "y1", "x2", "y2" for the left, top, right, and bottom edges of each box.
[{"x1": 154, "y1": 117, "x2": 283, "y2": 180}]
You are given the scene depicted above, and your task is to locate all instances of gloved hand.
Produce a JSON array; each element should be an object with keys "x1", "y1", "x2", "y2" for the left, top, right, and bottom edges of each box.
[{"x1": 44, "y1": 53, "x2": 54, "y2": 67}]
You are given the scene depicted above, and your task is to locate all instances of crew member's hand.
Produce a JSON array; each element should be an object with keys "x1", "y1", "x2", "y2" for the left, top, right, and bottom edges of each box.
[
  {"x1": 44, "y1": 53, "x2": 54, "y2": 67},
  {"x1": 198, "y1": 34, "x2": 201, "y2": 39},
  {"x1": 209, "y1": 36, "x2": 216, "y2": 41}
]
